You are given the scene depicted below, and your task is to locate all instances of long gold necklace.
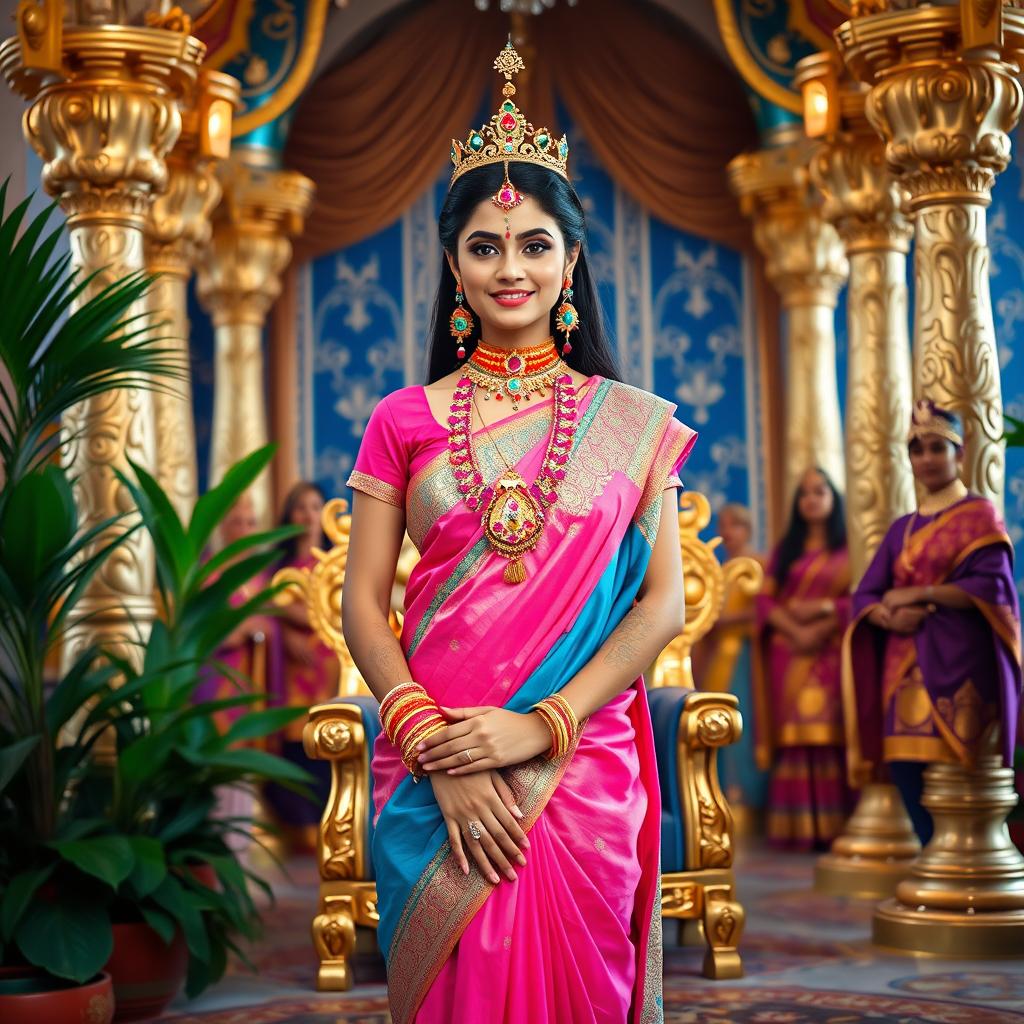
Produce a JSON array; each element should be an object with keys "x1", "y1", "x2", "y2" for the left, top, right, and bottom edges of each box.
[{"x1": 448, "y1": 369, "x2": 578, "y2": 584}]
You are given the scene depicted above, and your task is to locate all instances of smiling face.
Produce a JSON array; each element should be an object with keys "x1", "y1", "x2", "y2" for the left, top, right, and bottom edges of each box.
[
  {"x1": 448, "y1": 194, "x2": 579, "y2": 346},
  {"x1": 909, "y1": 434, "x2": 962, "y2": 493}
]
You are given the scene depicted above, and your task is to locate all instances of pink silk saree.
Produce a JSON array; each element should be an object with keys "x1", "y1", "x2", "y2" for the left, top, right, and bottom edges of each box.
[{"x1": 347, "y1": 376, "x2": 695, "y2": 1024}]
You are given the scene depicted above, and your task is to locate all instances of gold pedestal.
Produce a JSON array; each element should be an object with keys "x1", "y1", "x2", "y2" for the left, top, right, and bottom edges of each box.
[
  {"x1": 873, "y1": 757, "x2": 1024, "y2": 956},
  {"x1": 815, "y1": 783, "x2": 920, "y2": 898}
]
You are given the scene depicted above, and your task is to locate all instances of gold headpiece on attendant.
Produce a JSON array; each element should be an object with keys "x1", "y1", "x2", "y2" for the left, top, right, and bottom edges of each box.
[
  {"x1": 908, "y1": 399, "x2": 963, "y2": 448},
  {"x1": 449, "y1": 41, "x2": 570, "y2": 209}
]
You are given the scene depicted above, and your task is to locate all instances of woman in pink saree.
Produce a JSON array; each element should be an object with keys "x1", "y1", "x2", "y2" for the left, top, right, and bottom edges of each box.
[
  {"x1": 755, "y1": 468, "x2": 852, "y2": 849},
  {"x1": 341, "y1": 43, "x2": 695, "y2": 1024}
]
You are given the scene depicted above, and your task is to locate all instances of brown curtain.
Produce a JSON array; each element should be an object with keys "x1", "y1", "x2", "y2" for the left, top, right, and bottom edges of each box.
[
  {"x1": 540, "y1": 0, "x2": 757, "y2": 250},
  {"x1": 287, "y1": 1, "x2": 504, "y2": 263},
  {"x1": 285, "y1": 0, "x2": 757, "y2": 261}
]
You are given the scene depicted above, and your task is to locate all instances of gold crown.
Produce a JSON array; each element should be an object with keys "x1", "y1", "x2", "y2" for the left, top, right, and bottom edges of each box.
[
  {"x1": 450, "y1": 41, "x2": 570, "y2": 188},
  {"x1": 908, "y1": 399, "x2": 963, "y2": 447}
]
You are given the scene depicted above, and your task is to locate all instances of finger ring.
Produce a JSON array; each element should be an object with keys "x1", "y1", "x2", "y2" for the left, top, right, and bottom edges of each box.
[
  {"x1": 467, "y1": 820, "x2": 483, "y2": 841},
  {"x1": 461, "y1": 749, "x2": 474, "y2": 764}
]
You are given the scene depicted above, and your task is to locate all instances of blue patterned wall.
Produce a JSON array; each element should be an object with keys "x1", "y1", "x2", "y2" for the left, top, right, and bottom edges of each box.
[
  {"x1": 296, "y1": 107, "x2": 765, "y2": 545},
  {"x1": 991, "y1": 155, "x2": 1024, "y2": 600}
]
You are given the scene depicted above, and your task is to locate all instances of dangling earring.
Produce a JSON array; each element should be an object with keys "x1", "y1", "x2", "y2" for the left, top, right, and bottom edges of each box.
[
  {"x1": 450, "y1": 276, "x2": 474, "y2": 360},
  {"x1": 556, "y1": 277, "x2": 579, "y2": 355}
]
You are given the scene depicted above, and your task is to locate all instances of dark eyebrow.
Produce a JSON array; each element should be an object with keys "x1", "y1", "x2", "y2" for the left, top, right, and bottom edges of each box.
[{"x1": 464, "y1": 228, "x2": 555, "y2": 242}]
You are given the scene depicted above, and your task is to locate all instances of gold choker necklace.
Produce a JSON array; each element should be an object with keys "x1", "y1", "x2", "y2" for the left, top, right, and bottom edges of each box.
[{"x1": 467, "y1": 339, "x2": 565, "y2": 411}]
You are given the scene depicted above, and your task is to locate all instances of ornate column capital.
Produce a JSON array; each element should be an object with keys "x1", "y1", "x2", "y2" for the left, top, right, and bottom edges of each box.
[
  {"x1": 196, "y1": 159, "x2": 315, "y2": 327},
  {"x1": 728, "y1": 142, "x2": 848, "y2": 309},
  {"x1": 146, "y1": 69, "x2": 241, "y2": 278},
  {"x1": 837, "y1": 5, "x2": 1024, "y2": 209},
  {"x1": 1, "y1": 25, "x2": 204, "y2": 227}
]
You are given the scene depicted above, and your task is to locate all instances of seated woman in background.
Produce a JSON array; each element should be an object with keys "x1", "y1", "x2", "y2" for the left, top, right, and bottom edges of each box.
[
  {"x1": 694, "y1": 503, "x2": 769, "y2": 826},
  {"x1": 755, "y1": 468, "x2": 852, "y2": 849},
  {"x1": 263, "y1": 481, "x2": 341, "y2": 847},
  {"x1": 845, "y1": 401, "x2": 1021, "y2": 845}
]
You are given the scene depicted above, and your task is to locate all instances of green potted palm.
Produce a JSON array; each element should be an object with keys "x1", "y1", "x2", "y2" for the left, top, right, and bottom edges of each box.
[{"x1": 0, "y1": 183, "x2": 311, "y2": 1021}]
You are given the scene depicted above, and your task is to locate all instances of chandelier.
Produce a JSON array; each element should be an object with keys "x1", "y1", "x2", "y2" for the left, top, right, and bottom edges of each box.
[{"x1": 474, "y1": 0, "x2": 578, "y2": 12}]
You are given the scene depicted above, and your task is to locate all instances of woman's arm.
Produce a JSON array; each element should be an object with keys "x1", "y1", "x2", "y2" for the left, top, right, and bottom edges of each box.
[
  {"x1": 421, "y1": 490, "x2": 686, "y2": 774},
  {"x1": 342, "y1": 489, "x2": 529, "y2": 883},
  {"x1": 341, "y1": 492, "x2": 411, "y2": 700}
]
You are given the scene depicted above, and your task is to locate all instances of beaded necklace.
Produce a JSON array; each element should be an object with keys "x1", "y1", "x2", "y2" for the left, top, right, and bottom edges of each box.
[{"x1": 447, "y1": 345, "x2": 578, "y2": 584}]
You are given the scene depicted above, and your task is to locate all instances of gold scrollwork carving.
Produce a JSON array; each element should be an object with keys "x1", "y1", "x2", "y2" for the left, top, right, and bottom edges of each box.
[
  {"x1": 808, "y1": 99, "x2": 916, "y2": 580},
  {"x1": 660, "y1": 880, "x2": 699, "y2": 917},
  {"x1": 838, "y1": 5, "x2": 1024, "y2": 511},
  {"x1": 651, "y1": 493, "x2": 763, "y2": 689}
]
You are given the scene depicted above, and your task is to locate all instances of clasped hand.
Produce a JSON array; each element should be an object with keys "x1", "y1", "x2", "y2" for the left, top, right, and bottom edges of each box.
[
  {"x1": 870, "y1": 587, "x2": 933, "y2": 634},
  {"x1": 421, "y1": 706, "x2": 550, "y2": 888},
  {"x1": 417, "y1": 706, "x2": 551, "y2": 775}
]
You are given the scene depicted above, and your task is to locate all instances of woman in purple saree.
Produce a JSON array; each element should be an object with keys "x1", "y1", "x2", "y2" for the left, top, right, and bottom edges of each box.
[
  {"x1": 844, "y1": 401, "x2": 1021, "y2": 844},
  {"x1": 341, "y1": 43, "x2": 695, "y2": 1024}
]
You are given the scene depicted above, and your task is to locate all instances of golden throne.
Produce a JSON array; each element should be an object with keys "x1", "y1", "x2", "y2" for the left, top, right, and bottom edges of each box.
[{"x1": 275, "y1": 491, "x2": 761, "y2": 990}]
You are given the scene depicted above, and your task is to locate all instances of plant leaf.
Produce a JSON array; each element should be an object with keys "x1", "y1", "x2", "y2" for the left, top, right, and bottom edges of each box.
[
  {"x1": 52, "y1": 836, "x2": 135, "y2": 889},
  {"x1": 0, "y1": 734, "x2": 40, "y2": 795},
  {"x1": 0, "y1": 863, "x2": 55, "y2": 942},
  {"x1": 125, "y1": 836, "x2": 167, "y2": 898},
  {"x1": 16, "y1": 894, "x2": 112, "y2": 983}
]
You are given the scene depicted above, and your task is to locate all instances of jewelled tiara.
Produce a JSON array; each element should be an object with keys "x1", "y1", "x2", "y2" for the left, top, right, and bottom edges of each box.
[
  {"x1": 449, "y1": 41, "x2": 570, "y2": 188},
  {"x1": 908, "y1": 399, "x2": 963, "y2": 448}
]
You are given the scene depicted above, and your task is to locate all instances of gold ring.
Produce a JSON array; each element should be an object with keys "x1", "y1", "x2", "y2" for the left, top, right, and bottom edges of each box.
[{"x1": 461, "y1": 749, "x2": 474, "y2": 764}]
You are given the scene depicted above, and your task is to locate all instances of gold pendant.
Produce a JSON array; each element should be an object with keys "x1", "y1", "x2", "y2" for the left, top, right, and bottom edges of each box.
[{"x1": 482, "y1": 471, "x2": 545, "y2": 584}]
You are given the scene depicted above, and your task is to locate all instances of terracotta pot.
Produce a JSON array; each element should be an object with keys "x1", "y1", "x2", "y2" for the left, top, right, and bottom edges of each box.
[
  {"x1": 0, "y1": 968, "x2": 114, "y2": 1024},
  {"x1": 104, "y1": 922, "x2": 189, "y2": 1022}
]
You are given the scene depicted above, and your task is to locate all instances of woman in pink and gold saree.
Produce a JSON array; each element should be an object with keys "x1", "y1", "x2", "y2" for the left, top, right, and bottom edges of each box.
[
  {"x1": 340, "y1": 42, "x2": 695, "y2": 1024},
  {"x1": 755, "y1": 469, "x2": 852, "y2": 850}
]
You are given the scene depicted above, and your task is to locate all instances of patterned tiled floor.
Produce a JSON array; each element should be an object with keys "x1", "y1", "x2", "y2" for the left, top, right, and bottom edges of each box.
[{"x1": 161, "y1": 843, "x2": 1024, "y2": 1022}]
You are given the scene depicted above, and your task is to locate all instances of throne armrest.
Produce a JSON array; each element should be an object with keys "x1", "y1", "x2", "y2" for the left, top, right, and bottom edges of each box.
[
  {"x1": 303, "y1": 695, "x2": 381, "y2": 881},
  {"x1": 647, "y1": 687, "x2": 742, "y2": 873}
]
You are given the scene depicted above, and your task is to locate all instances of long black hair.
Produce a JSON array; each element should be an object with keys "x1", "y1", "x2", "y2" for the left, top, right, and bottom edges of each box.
[
  {"x1": 276, "y1": 480, "x2": 327, "y2": 567},
  {"x1": 773, "y1": 468, "x2": 846, "y2": 589},
  {"x1": 426, "y1": 162, "x2": 621, "y2": 384}
]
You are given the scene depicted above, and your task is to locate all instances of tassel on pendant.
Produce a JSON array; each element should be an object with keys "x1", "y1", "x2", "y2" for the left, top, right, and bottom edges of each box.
[{"x1": 503, "y1": 558, "x2": 527, "y2": 585}]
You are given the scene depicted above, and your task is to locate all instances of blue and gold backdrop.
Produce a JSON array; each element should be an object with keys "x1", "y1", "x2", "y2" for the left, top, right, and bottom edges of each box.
[
  {"x1": 291, "y1": 107, "x2": 766, "y2": 545},
  {"x1": 189, "y1": 112, "x2": 1024, "y2": 598}
]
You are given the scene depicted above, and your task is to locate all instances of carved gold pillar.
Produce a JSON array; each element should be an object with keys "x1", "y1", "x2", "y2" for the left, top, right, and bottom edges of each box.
[
  {"x1": 196, "y1": 158, "x2": 314, "y2": 527},
  {"x1": 838, "y1": 2, "x2": 1024, "y2": 954},
  {"x1": 794, "y1": 54, "x2": 921, "y2": 901},
  {"x1": 840, "y1": 3, "x2": 1024, "y2": 512},
  {"x1": 0, "y1": 10, "x2": 203, "y2": 665},
  {"x1": 145, "y1": 69, "x2": 239, "y2": 523},
  {"x1": 729, "y1": 141, "x2": 848, "y2": 501}
]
